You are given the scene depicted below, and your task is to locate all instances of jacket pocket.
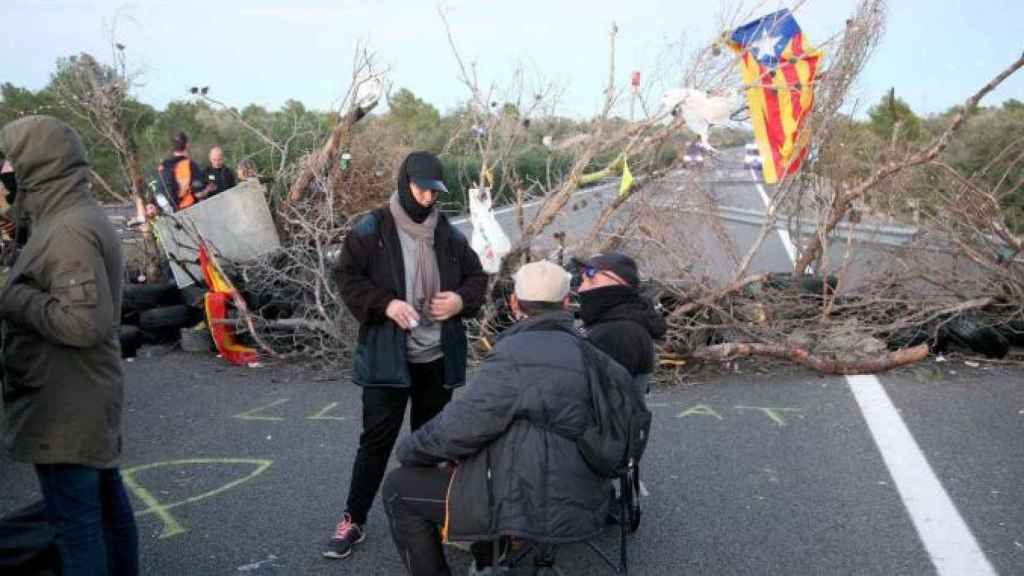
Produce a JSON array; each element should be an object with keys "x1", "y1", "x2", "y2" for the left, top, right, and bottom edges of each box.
[
  {"x1": 353, "y1": 322, "x2": 409, "y2": 387},
  {"x1": 52, "y1": 270, "x2": 98, "y2": 307}
]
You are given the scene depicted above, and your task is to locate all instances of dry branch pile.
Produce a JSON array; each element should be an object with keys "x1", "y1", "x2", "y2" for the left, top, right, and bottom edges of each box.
[{"x1": 196, "y1": 1, "x2": 1024, "y2": 376}]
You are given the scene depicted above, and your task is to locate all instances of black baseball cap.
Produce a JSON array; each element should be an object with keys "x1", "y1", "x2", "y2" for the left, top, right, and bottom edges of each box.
[
  {"x1": 405, "y1": 151, "x2": 448, "y2": 194},
  {"x1": 584, "y1": 252, "x2": 640, "y2": 288}
]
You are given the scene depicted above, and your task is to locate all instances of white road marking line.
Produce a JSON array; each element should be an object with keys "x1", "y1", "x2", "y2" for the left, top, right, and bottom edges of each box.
[
  {"x1": 847, "y1": 375, "x2": 996, "y2": 576},
  {"x1": 750, "y1": 168, "x2": 799, "y2": 263},
  {"x1": 747, "y1": 167, "x2": 995, "y2": 575}
]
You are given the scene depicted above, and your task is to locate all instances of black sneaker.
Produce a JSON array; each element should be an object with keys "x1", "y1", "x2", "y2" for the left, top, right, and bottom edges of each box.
[{"x1": 322, "y1": 513, "x2": 365, "y2": 559}]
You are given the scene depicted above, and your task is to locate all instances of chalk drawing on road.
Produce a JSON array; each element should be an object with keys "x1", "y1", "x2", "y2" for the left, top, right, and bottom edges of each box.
[
  {"x1": 237, "y1": 554, "x2": 282, "y2": 572},
  {"x1": 233, "y1": 398, "x2": 289, "y2": 421},
  {"x1": 733, "y1": 405, "x2": 803, "y2": 426},
  {"x1": 669, "y1": 403, "x2": 803, "y2": 425},
  {"x1": 307, "y1": 402, "x2": 349, "y2": 421},
  {"x1": 123, "y1": 458, "x2": 273, "y2": 539},
  {"x1": 676, "y1": 404, "x2": 724, "y2": 420}
]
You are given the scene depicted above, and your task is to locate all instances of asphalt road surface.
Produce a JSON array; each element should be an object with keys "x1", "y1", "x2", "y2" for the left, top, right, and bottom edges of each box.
[{"x1": 2, "y1": 350, "x2": 1021, "y2": 575}]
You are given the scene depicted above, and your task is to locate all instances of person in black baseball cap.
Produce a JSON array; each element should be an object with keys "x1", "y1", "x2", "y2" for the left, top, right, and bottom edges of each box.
[
  {"x1": 581, "y1": 252, "x2": 640, "y2": 288},
  {"x1": 578, "y1": 252, "x2": 666, "y2": 379},
  {"x1": 396, "y1": 150, "x2": 448, "y2": 223},
  {"x1": 325, "y1": 150, "x2": 487, "y2": 561}
]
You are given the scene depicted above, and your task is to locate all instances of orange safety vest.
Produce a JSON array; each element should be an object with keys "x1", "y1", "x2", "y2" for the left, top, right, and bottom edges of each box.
[{"x1": 174, "y1": 160, "x2": 197, "y2": 209}]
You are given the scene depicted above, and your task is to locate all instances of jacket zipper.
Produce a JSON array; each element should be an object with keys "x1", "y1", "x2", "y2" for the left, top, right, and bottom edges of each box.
[{"x1": 486, "y1": 446, "x2": 496, "y2": 533}]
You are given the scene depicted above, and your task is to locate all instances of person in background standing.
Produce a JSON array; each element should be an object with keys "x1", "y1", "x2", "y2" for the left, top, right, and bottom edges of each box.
[
  {"x1": 156, "y1": 131, "x2": 202, "y2": 211},
  {"x1": 200, "y1": 145, "x2": 237, "y2": 200}
]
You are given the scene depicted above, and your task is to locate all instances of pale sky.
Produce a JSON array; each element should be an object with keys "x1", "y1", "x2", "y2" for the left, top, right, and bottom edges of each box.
[{"x1": 3, "y1": 0, "x2": 1023, "y2": 118}]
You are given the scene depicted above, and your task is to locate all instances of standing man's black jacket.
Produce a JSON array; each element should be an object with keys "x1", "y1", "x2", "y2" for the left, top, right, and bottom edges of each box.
[
  {"x1": 335, "y1": 207, "x2": 487, "y2": 388},
  {"x1": 202, "y1": 165, "x2": 237, "y2": 197},
  {"x1": 580, "y1": 286, "x2": 667, "y2": 377},
  {"x1": 396, "y1": 312, "x2": 629, "y2": 543}
]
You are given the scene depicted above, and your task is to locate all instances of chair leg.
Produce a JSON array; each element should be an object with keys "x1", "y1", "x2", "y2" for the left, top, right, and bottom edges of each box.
[
  {"x1": 620, "y1": 479, "x2": 629, "y2": 575},
  {"x1": 533, "y1": 544, "x2": 561, "y2": 576}
]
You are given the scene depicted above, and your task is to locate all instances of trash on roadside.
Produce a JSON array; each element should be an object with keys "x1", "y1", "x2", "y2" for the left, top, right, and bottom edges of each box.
[
  {"x1": 468, "y1": 186, "x2": 511, "y2": 274},
  {"x1": 661, "y1": 87, "x2": 740, "y2": 148},
  {"x1": 964, "y1": 360, "x2": 980, "y2": 367}
]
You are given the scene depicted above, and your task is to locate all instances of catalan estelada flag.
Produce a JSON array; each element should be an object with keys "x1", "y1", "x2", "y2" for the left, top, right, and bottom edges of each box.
[
  {"x1": 199, "y1": 241, "x2": 258, "y2": 366},
  {"x1": 727, "y1": 9, "x2": 821, "y2": 183}
]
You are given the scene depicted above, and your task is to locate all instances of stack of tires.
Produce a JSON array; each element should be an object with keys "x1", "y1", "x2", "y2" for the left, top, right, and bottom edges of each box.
[{"x1": 119, "y1": 282, "x2": 212, "y2": 358}]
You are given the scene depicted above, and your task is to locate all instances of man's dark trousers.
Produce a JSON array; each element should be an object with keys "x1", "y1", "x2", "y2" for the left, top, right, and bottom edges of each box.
[
  {"x1": 382, "y1": 465, "x2": 496, "y2": 576},
  {"x1": 346, "y1": 358, "x2": 451, "y2": 525},
  {"x1": 35, "y1": 464, "x2": 139, "y2": 576}
]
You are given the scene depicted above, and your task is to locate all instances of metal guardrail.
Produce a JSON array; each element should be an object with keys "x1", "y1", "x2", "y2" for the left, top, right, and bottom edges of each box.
[{"x1": 710, "y1": 204, "x2": 920, "y2": 248}]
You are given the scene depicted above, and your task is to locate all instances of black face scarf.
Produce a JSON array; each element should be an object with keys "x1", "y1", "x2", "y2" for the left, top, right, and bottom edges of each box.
[
  {"x1": 396, "y1": 157, "x2": 433, "y2": 223},
  {"x1": 579, "y1": 284, "x2": 638, "y2": 325},
  {"x1": 0, "y1": 171, "x2": 17, "y2": 203}
]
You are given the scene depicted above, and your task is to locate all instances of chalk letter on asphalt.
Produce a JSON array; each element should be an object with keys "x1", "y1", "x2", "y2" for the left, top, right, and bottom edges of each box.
[
  {"x1": 676, "y1": 404, "x2": 724, "y2": 420},
  {"x1": 307, "y1": 402, "x2": 349, "y2": 421},
  {"x1": 233, "y1": 398, "x2": 290, "y2": 421},
  {"x1": 733, "y1": 406, "x2": 802, "y2": 426},
  {"x1": 123, "y1": 458, "x2": 273, "y2": 539}
]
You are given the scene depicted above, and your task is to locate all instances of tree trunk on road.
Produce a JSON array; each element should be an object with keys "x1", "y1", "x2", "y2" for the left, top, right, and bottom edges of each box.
[{"x1": 691, "y1": 342, "x2": 929, "y2": 375}]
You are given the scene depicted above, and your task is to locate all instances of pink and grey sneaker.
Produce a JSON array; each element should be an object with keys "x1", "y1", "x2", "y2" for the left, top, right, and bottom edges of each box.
[{"x1": 322, "y1": 513, "x2": 365, "y2": 559}]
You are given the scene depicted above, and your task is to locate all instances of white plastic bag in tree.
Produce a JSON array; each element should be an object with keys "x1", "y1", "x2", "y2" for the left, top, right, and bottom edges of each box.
[
  {"x1": 468, "y1": 187, "x2": 511, "y2": 275},
  {"x1": 661, "y1": 88, "x2": 740, "y2": 148}
]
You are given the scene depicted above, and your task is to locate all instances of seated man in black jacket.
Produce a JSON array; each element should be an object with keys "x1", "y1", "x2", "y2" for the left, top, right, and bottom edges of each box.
[
  {"x1": 578, "y1": 252, "x2": 666, "y2": 390},
  {"x1": 381, "y1": 260, "x2": 633, "y2": 576}
]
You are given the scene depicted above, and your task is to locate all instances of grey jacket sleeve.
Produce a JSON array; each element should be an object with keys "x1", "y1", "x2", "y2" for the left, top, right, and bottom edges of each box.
[
  {"x1": 0, "y1": 227, "x2": 115, "y2": 348},
  {"x1": 396, "y1": 347, "x2": 522, "y2": 466}
]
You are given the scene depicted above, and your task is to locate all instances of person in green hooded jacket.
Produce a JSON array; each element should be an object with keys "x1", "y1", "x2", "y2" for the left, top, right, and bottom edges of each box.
[{"x1": 0, "y1": 116, "x2": 138, "y2": 576}]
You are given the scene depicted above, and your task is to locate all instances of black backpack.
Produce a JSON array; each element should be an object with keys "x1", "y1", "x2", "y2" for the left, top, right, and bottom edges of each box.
[{"x1": 572, "y1": 333, "x2": 652, "y2": 478}]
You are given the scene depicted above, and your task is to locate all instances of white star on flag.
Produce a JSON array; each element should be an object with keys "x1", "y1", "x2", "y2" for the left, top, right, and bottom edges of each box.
[{"x1": 748, "y1": 29, "x2": 781, "y2": 62}]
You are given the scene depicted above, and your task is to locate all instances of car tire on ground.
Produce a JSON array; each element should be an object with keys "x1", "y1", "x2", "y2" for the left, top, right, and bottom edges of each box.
[
  {"x1": 179, "y1": 285, "x2": 208, "y2": 310},
  {"x1": 139, "y1": 305, "x2": 201, "y2": 332},
  {"x1": 995, "y1": 317, "x2": 1024, "y2": 347},
  {"x1": 123, "y1": 282, "x2": 182, "y2": 311},
  {"x1": 941, "y1": 315, "x2": 1009, "y2": 359}
]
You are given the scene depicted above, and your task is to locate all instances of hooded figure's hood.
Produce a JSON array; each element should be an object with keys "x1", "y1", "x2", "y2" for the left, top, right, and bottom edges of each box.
[
  {"x1": 0, "y1": 115, "x2": 92, "y2": 225},
  {"x1": 579, "y1": 285, "x2": 667, "y2": 339}
]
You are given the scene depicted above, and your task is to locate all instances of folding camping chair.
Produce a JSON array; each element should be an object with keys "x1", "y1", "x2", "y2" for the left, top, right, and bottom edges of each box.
[{"x1": 498, "y1": 460, "x2": 643, "y2": 575}]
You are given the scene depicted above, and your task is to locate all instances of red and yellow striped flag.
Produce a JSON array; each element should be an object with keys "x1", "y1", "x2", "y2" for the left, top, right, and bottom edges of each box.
[{"x1": 727, "y1": 10, "x2": 821, "y2": 183}]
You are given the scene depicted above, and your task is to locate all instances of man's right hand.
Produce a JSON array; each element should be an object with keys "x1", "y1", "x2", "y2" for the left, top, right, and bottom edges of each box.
[{"x1": 386, "y1": 299, "x2": 421, "y2": 330}]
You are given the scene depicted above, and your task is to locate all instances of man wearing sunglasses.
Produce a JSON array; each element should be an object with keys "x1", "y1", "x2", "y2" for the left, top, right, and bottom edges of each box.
[{"x1": 578, "y1": 252, "x2": 666, "y2": 386}]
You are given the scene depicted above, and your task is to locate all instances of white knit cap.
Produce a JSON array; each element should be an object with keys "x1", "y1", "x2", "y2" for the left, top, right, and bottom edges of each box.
[{"x1": 513, "y1": 261, "x2": 571, "y2": 303}]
